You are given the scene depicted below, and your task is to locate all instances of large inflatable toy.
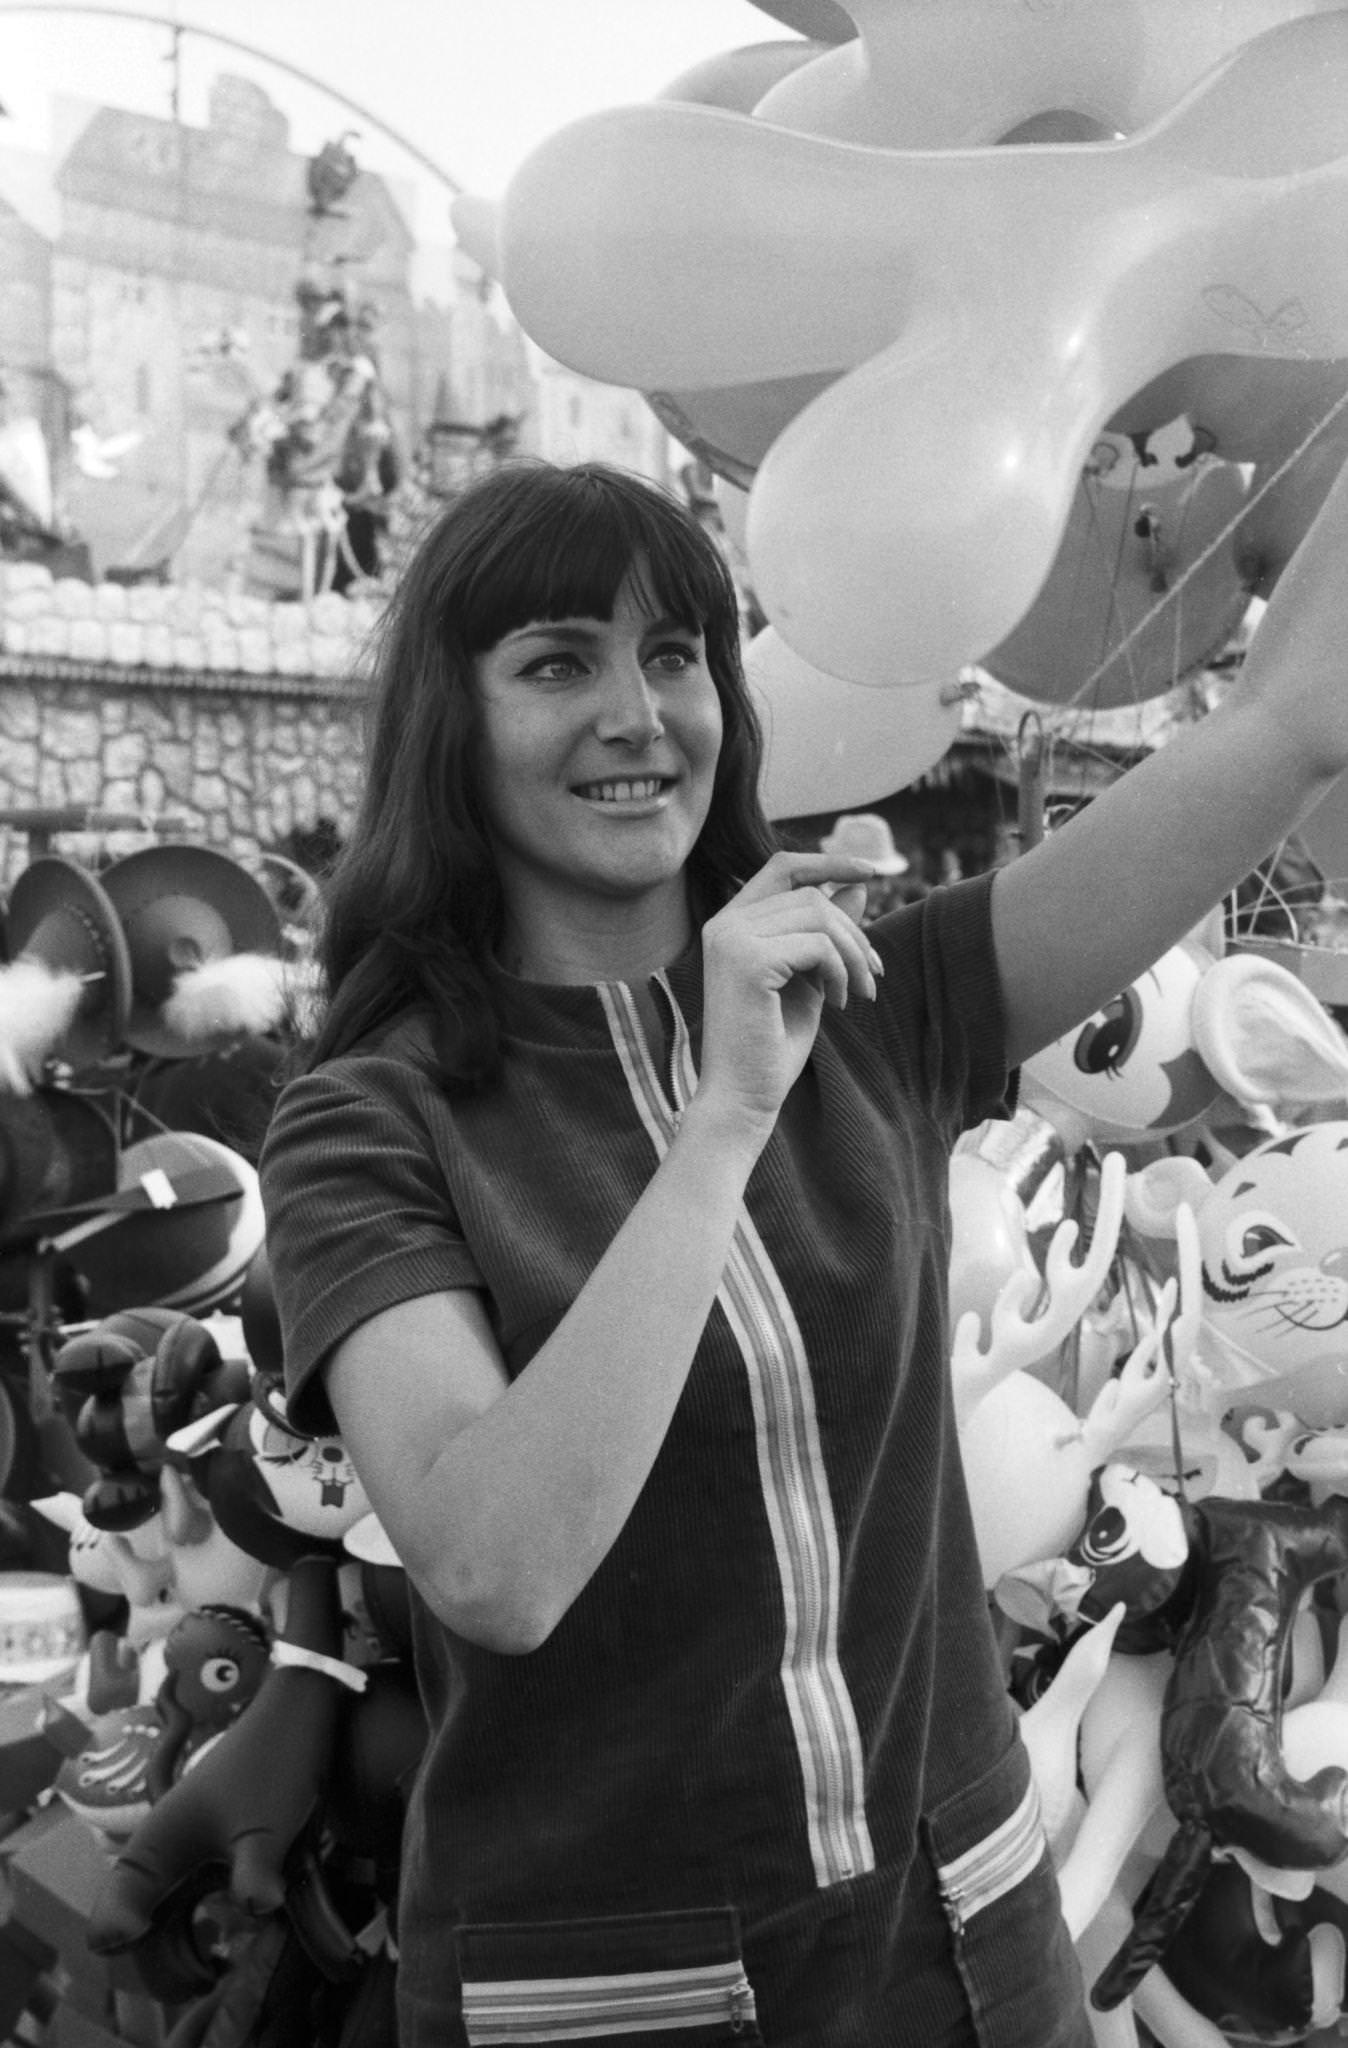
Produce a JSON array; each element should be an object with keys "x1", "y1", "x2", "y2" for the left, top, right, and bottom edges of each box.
[{"x1": 459, "y1": 7, "x2": 1348, "y2": 694}]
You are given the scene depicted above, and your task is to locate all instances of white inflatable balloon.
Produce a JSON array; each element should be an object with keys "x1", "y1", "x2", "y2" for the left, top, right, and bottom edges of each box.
[
  {"x1": 745, "y1": 625, "x2": 962, "y2": 817},
  {"x1": 488, "y1": 13, "x2": 1348, "y2": 686}
]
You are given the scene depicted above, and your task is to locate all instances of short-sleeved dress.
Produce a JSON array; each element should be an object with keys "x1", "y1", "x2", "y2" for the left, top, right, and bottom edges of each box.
[{"x1": 260, "y1": 873, "x2": 1091, "y2": 2048}]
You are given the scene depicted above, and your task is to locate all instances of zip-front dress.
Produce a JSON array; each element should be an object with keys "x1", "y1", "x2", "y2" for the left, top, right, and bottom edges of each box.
[{"x1": 260, "y1": 871, "x2": 1091, "y2": 2048}]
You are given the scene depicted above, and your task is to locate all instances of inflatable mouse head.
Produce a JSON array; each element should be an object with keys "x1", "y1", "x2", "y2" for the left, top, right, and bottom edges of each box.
[
  {"x1": 167, "y1": 1372, "x2": 370, "y2": 1571},
  {"x1": 1023, "y1": 930, "x2": 1348, "y2": 1153}
]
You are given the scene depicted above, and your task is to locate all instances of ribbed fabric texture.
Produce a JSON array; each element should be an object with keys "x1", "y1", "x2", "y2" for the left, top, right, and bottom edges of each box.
[{"x1": 260, "y1": 875, "x2": 1088, "y2": 2047}]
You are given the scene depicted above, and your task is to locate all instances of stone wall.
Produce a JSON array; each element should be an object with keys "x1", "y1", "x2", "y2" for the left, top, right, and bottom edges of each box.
[{"x1": 0, "y1": 560, "x2": 375, "y2": 887}]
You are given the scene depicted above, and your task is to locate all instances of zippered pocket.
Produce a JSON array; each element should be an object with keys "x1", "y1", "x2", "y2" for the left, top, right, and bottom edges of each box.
[
  {"x1": 922, "y1": 1738, "x2": 1090, "y2": 2047},
  {"x1": 455, "y1": 1905, "x2": 764, "y2": 2045}
]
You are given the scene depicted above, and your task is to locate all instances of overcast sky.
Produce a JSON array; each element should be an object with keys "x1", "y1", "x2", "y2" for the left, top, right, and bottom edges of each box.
[{"x1": 0, "y1": 1, "x2": 801, "y2": 234}]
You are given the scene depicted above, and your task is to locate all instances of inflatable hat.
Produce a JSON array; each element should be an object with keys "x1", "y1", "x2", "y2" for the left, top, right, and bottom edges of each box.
[
  {"x1": 66, "y1": 1130, "x2": 266, "y2": 1320},
  {"x1": 101, "y1": 844, "x2": 285, "y2": 1059},
  {"x1": 0, "y1": 857, "x2": 133, "y2": 1084},
  {"x1": 0, "y1": 1087, "x2": 118, "y2": 1244}
]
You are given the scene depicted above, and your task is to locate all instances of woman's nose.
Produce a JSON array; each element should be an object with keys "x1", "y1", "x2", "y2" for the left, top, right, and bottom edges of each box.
[{"x1": 595, "y1": 659, "x2": 664, "y2": 745}]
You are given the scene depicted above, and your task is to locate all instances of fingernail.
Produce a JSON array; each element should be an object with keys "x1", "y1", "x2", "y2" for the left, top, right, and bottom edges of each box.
[{"x1": 868, "y1": 945, "x2": 884, "y2": 975}]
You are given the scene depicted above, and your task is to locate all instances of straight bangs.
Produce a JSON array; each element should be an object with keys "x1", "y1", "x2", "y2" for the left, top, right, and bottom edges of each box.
[{"x1": 451, "y1": 465, "x2": 734, "y2": 657}]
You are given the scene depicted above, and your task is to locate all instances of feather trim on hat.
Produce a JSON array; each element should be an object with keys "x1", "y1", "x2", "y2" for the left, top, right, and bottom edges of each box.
[
  {"x1": 160, "y1": 953, "x2": 288, "y2": 1044},
  {"x1": 0, "y1": 958, "x2": 86, "y2": 1093}
]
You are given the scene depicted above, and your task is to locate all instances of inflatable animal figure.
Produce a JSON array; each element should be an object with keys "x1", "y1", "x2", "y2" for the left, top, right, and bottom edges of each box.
[
  {"x1": 54, "y1": 1603, "x2": 270, "y2": 1843},
  {"x1": 953, "y1": 1156, "x2": 1198, "y2": 1587},
  {"x1": 87, "y1": 1544, "x2": 423, "y2": 2048},
  {"x1": 1129, "y1": 1121, "x2": 1348, "y2": 1427},
  {"x1": 166, "y1": 1371, "x2": 370, "y2": 1573},
  {"x1": 1007, "y1": 1465, "x2": 1348, "y2": 2010},
  {"x1": 1022, "y1": 933, "x2": 1348, "y2": 1157}
]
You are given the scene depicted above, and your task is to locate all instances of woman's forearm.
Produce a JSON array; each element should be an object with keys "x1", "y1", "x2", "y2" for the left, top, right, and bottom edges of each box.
[{"x1": 342, "y1": 1091, "x2": 768, "y2": 1653}]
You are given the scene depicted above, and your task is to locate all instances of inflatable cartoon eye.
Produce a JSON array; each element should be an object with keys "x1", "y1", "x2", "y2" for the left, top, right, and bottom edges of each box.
[
  {"x1": 198, "y1": 1655, "x2": 243, "y2": 1696},
  {"x1": 1229, "y1": 1212, "x2": 1301, "y2": 1267},
  {"x1": 255, "y1": 1421, "x2": 307, "y2": 1467},
  {"x1": 1078, "y1": 1504, "x2": 1130, "y2": 1567},
  {"x1": 1072, "y1": 993, "x2": 1142, "y2": 1078}
]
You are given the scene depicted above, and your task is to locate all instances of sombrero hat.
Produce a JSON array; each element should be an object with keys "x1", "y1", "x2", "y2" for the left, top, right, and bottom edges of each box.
[
  {"x1": 100, "y1": 845, "x2": 284, "y2": 1059},
  {"x1": 2, "y1": 857, "x2": 133, "y2": 1072}
]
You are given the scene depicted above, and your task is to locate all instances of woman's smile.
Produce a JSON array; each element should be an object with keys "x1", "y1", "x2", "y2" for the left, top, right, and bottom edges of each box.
[{"x1": 571, "y1": 774, "x2": 677, "y2": 807}]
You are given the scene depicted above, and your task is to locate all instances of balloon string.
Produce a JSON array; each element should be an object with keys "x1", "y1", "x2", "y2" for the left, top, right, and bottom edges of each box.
[{"x1": 1064, "y1": 379, "x2": 1348, "y2": 710}]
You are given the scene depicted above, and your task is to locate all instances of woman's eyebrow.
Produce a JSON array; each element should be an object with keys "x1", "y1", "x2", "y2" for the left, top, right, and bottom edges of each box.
[
  {"x1": 501, "y1": 615, "x2": 698, "y2": 648},
  {"x1": 500, "y1": 620, "x2": 603, "y2": 648}
]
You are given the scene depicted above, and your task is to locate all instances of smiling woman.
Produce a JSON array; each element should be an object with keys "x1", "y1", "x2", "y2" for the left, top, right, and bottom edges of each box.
[{"x1": 251, "y1": 451, "x2": 1348, "y2": 2048}]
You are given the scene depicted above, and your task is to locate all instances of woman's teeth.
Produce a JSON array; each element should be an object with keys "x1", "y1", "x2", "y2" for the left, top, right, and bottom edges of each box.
[{"x1": 579, "y1": 778, "x2": 665, "y2": 802}]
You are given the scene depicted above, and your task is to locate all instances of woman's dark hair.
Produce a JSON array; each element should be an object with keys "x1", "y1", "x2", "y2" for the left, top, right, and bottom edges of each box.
[{"x1": 308, "y1": 459, "x2": 777, "y2": 1083}]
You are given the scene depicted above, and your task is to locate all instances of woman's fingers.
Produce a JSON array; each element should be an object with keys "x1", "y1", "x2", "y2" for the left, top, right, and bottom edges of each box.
[
  {"x1": 716, "y1": 881, "x2": 882, "y2": 1004},
  {"x1": 733, "y1": 849, "x2": 877, "y2": 903}
]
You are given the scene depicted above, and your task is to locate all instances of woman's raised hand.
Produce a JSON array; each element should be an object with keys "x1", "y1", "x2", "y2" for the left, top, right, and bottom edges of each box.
[{"x1": 695, "y1": 851, "x2": 881, "y2": 1142}]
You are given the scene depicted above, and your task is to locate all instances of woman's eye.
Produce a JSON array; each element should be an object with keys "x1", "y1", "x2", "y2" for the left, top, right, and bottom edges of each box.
[
  {"x1": 646, "y1": 643, "x2": 698, "y2": 674},
  {"x1": 523, "y1": 653, "x2": 585, "y2": 681}
]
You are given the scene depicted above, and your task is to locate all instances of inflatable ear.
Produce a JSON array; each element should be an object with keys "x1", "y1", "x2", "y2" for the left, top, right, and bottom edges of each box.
[
  {"x1": 1018, "y1": 1601, "x2": 1125, "y2": 1855},
  {"x1": 994, "y1": 1555, "x2": 1095, "y2": 1639},
  {"x1": 1193, "y1": 951, "x2": 1348, "y2": 1107},
  {"x1": 1123, "y1": 1156, "x2": 1214, "y2": 1239}
]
